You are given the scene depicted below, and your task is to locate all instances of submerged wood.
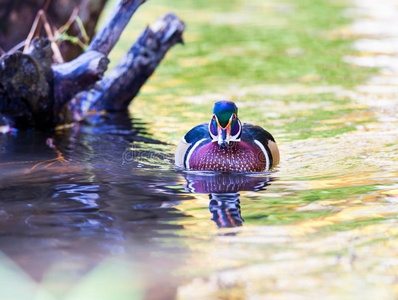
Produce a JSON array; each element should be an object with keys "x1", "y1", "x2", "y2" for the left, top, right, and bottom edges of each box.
[{"x1": 0, "y1": 0, "x2": 185, "y2": 129}]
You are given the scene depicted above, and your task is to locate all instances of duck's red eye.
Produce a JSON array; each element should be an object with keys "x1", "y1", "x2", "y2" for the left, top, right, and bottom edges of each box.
[
  {"x1": 212, "y1": 115, "x2": 216, "y2": 121},
  {"x1": 232, "y1": 114, "x2": 236, "y2": 121}
]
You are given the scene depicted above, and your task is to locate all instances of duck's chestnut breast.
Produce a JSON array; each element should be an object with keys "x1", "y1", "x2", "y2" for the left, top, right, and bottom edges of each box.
[{"x1": 188, "y1": 141, "x2": 267, "y2": 172}]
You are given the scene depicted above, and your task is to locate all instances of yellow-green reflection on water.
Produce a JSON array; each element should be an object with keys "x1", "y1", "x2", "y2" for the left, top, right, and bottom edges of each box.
[{"x1": 113, "y1": 0, "x2": 398, "y2": 298}]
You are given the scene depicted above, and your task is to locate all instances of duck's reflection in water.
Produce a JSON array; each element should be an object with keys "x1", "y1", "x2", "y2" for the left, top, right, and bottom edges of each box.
[
  {"x1": 184, "y1": 172, "x2": 272, "y2": 228},
  {"x1": 209, "y1": 193, "x2": 242, "y2": 228}
]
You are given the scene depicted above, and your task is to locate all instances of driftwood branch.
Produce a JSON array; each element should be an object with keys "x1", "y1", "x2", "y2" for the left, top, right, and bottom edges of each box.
[
  {"x1": 88, "y1": 0, "x2": 147, "y2": 55},
  {"x1": 100, "y1": 13, "x2": 185, "y2": 111},
  {"x1": 52, "y1": 51, "x2": 109, "y2": 110},
  {"x1": 74, "y1": 13, "x2": 185, "y2": 114},
  {"x1": 0, "y1": 0, "x2": 185, "y2": 129}
]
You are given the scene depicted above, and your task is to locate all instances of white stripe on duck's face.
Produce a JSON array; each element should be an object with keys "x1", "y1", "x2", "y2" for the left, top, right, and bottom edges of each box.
[{"x1": 208, "y1": 113, "x2": 242, "y2": 147}]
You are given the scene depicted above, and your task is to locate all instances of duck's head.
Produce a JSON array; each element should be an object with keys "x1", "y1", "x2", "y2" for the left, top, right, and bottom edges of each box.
[{"x1": 208, "y1": 101, "x2": 242, "y2": 148}]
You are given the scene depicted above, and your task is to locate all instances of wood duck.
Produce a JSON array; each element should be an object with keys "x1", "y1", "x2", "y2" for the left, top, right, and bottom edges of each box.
[{"x1": 175, "y1": 101, "x2": 280, "y2": 172}]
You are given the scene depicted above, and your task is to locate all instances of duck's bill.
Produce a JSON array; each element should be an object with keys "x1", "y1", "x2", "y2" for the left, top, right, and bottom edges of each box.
[{"x1": 218, "y1": 126, "x2": 230, "y2": 147}]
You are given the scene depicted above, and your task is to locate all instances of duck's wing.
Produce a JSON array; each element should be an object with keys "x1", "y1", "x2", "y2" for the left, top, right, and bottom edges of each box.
[
  {"x1": 175, "y1": 123, "x2": 210, "y2": 168},
  {"x1": 183, "y1": 123, "x2": 209, "y2": 143},
  {"x1": 242, "y1": 124, "x2": 280, "y2": 168}
]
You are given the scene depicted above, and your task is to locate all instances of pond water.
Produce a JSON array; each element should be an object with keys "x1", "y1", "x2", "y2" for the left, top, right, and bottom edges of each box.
[{"x1": 1, "y1": 0, "x2": 398, "y2": 299}]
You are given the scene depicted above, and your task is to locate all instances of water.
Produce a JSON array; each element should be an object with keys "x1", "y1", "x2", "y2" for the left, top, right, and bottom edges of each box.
[{"x1": 2, "y1": 0, "x2": 398, "y2": 299}]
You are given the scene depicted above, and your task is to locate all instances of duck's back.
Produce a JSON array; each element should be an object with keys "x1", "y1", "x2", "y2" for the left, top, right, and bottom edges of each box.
[{"x1": 241, "y1": 123, "x2": 280, "y2": 169}]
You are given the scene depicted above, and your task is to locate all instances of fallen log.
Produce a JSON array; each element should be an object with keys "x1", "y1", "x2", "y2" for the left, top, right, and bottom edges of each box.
[
  {"x1": 77, "y1": 13, "x2": 184, "y2": 115},
  {"x1": 52, "y1": 50, "x2": 109, "y2": 114},
  {"x1": 0, "y1": 38, "x2": 54, "y2": 129},
  {"x1": 0, "y1": 0, "x2": 185, "y2": 129}
]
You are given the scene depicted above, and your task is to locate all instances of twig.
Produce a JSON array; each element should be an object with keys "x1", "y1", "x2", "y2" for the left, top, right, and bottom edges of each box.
[
  {"x1": 75, "y1": 15, "x2": 89, "y2": 44},
  {"x1": 0, "y1": 160, "x2": 43, "y2": 167},
  {"x1": 23, "y1": 10, "x2": 44, "y2": 53},
  {"x1": 56, "y1": 8, "x2": 90, "y2": 50},
  {"x1": 29, "y1": 138, "x2": 67, "y2": 171},
  {"x1": 23, "y1": 9, "x2": 64, "y2": 63},
  {"x1": 7, "y1": 40, "x2": 26, "y2": 54},
  {"x1": 57, "y1": 7, "x2": 79, "y2": 34},
  {"x1": 40, "y1": 12, "x2": 64, "y2": 63},
  {"x1": 43, "y1": 0, "x2": 52, "y2": 11}
]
